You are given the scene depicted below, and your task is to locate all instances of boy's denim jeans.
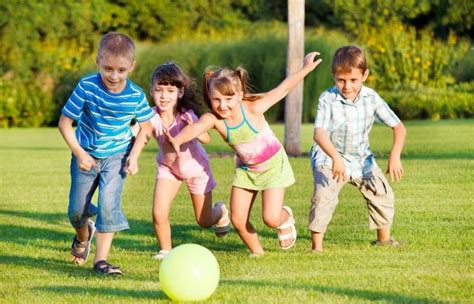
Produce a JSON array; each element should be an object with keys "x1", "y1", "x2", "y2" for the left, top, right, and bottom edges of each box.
[{"x1": 68, "y1": 152, "x2": 129, "y2": 232}]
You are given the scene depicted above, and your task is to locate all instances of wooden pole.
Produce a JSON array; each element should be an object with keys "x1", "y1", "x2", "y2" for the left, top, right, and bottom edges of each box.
[{"x1": 285, "y1": 0, "x2": 305, "y2": 156}]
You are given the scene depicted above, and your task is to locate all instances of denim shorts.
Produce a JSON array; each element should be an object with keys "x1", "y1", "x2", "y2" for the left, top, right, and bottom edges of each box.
[{"x1": 68, "y1": 151, "x2": 129, "y2": 232}]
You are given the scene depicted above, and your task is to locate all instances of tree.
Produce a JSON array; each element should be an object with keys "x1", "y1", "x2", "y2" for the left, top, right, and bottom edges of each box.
[{"x1": 285, "y1": 0, "x2": 305, "y2": 155}]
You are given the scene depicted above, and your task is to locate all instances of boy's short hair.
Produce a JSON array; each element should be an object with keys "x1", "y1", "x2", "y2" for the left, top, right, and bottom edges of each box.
[
  {"x1": 332, "y1": 45, "x2": 367, "y2": 74},
  {"x1": 97, "y1": 32, "x2": 135, "y2": 60}
]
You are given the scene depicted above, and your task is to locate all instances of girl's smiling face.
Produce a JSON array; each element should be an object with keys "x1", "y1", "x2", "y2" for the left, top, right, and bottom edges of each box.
[
  {"x1": 151, "y1": 84, "x2": 183, "y2": 113},
  {"x1": 208, "y1": 83, "x2": 243, "y2": 119}
]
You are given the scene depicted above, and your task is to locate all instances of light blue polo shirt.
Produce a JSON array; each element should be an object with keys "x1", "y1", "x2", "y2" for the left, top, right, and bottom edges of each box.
[
  {"x1": 311, "y1": 85, "x2": 401, "y2": 177},
  {"x1": 62, "y1": 73, "x2": 154, "y2": 158}
]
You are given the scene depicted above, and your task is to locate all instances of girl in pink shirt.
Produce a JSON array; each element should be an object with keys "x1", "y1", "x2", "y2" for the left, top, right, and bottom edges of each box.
[{"x1": 134, "y1": 62, "x2": 230, "y2": 260}]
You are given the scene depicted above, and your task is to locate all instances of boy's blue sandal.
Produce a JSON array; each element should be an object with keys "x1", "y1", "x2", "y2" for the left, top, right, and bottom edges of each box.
[
  {"x1": 71, "y1": 219, "x2": 95, "y2": 265},
  {"x1": 92, "y1": 260, "x2": 123, "y2": 275},
  {"x1": 214, "y1": 201, "x2": 230, "y2": 237}
]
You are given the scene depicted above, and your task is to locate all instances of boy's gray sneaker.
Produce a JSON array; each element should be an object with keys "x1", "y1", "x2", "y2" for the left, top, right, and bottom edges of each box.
[{"x1": 371, "y1": 237, "x2": 403, "y2": 247}]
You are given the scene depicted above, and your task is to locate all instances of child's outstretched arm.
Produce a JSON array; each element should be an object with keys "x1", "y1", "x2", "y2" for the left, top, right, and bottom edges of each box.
[
  {"x1": 183, "y1": 112, "x2": 211, "y2": 144},
  {"x1": 252, "y1": 52, "x2": 322, "y2": 114},
  {"x1": 386, "y1": 122, "x2": 406, "y2": 182},
  {"x1": 314, "y1": 127, "x2": 346, "y2": 182},
  {"x1": 166, "y1": 112, "x2": 216, "y2": 155},
  {"x1": 125, "y1": 120, "x2": 152, "y2": 175}
]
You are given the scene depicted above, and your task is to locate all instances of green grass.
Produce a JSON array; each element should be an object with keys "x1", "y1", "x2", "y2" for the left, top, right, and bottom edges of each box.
[{"x1": 0, "y1": 120, "x2": 473, "y2": 303}]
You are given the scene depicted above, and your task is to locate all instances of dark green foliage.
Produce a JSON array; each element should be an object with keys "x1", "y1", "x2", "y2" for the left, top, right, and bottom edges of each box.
[
  {"x1": 382, "y1": 83, "x2": 474, "y2": 120},
  {"x1": 455, "y1": 50, "x2": 474, "y2": 82},
  {"x1": 133, "y1": 31, "x2": 347, "y2": 123},
  {"x1": 0, "y1": 1, "x2": 472, "y2": 126}
]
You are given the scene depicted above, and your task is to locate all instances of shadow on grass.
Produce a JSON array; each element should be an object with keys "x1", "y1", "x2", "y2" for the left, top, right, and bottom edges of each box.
[
  {"x1": 0, "y1": 254, "x2": 162, "y2": 284},
  {"x1": 35, "y1": 285, "x2": 167, "y2": 300},
  {"x1": 119, "y1": 219, "x2": 244, "y2": 253},
  {"x1": 0, "y1": 255, "x2": 95, "y2": 276},
  {"x1": 0, "y1": 209, "x2": 65, "y2": 223},
  {"x1": 222, "y1": 279, "x2": 445, "y2": 303},
  {"x1": 0, "y1": 209, "x2": 244, "y2": 253}
]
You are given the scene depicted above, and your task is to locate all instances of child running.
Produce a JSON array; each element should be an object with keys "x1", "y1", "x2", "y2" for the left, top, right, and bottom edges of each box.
[
  {"x1": 58, "y1": 32, "x2": 154, "y2": 275},
  {"x1": 133, "y1": 62, "x2": 230, "y2": 260},
  {"x1": 167, "y1": 52, "x2": 322, "y2": 256},
  {"x1": 309, "y1": 45, "x2": 406, "y2": 252}
]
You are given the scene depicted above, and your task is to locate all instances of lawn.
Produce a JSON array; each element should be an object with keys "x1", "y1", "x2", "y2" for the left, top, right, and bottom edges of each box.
[{"x1": 0, "y1": 120, "x2": 473, "y2": 303}]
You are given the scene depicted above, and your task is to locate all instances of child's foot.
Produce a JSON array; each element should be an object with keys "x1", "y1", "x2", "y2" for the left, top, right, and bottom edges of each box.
[
  {"x1": 371, "y1": 237, "x2": 403, "y2": 247},
  {"x1": 276, "y1": 206, "x2": 297, "y2": 250},
  {"x1": 214, "y1": 201, "x2": 230, "y2": 237},
  {"x1": 249, "y1": 252, "x2": 264, "y2": 258},
  {"x1": 71, "y1": 219, "x2": 95, "y2": 265},
  {"x1": 92, "y1": 260, "x2": 122, "y2": 275},
  {"x1": 152, "y1": 250, "x2": 169, "y2": 260}
]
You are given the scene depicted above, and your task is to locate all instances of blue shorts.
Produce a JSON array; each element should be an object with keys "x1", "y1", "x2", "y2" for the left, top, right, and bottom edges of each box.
[{"x1": 68, "y1": 152, "x2": 129, "y2": 232}]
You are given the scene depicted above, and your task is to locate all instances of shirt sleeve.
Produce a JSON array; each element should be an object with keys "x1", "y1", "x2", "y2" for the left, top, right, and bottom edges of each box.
[
  {"x1": 186, "y1": 109, "x2": 199, "y2": 123},
  {"x1": 373, "y1": 92, "x2": 401, "y2": 127},
  {"x1": 314, "y1": 92, "x2": 332, "y2": 130},
  {"x1": 61, "y1": 81, "x2": 86, "y2": 121},
  {"x1": 150, "y1": 112, "x2": 162, "y2": 137},
  {"x1": 135, "y1": 95, "x2": 154, "y2": 122}
]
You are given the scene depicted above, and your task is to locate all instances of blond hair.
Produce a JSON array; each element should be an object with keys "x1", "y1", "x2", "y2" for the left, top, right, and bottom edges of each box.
[{"x1": 97, "y1": 32, "x2": 135, "y2": 60}]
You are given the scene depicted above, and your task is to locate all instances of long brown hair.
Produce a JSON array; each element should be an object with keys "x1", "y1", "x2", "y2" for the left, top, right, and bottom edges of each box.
[{"x1": 150, "y1": 62, "x2": 203, "y2": 115}]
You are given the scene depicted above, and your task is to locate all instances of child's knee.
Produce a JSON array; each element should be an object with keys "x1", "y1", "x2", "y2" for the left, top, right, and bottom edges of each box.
[
  {"x1": 262, "y1": 214, "x2": 280, "y2": 228},
  {"x1": 230, "y1": 213, "x2": 246, "y2": 231},
  {"x1": 196, "y1": 217, "x2": 213, "y2": 228},
  {"x1": 153, "y1": 210, "x2": 168, "y2": 224}
]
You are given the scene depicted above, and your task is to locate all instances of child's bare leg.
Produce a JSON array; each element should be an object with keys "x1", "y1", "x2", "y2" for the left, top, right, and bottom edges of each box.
[
  {"x1": 377, "y1": 225, "x2": 391, "y2": 242},
  {"x1": 191, "y1": 192, "x2": 221, "y2": 228},
  {"x1": 261, "y1": 188, "x2": 295, "y2": 248},
  {"x1": 152, "y1": 179, "x2": 181, "y2": 251},
  {"x1": 93, "y1": 232, "x2": 114, "y2": 263},
  {"x1": 311, "y1": 231, "x2": 324, "y2": 252},
  {"x1": 230, "y1": 187, "x2": 263, "y2": 255}
]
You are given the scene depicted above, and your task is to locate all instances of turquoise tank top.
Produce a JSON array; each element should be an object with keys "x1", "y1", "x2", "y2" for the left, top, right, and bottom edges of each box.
[{"x1": 224, "y1": 105, "x2": 282, "y2": 171}]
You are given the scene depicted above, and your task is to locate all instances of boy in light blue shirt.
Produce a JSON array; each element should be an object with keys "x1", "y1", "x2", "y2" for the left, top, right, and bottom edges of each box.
[
  {"x1": 309, "y1": 45, "x2": 406, "y2": 252},
  {"x1": 58, "y1": 32, "x2": 154, "y2": 274}
]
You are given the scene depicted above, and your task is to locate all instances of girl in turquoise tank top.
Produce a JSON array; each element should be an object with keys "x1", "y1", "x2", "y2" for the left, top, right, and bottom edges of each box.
[{"x1": 168, "y1": 52, "x2": 322, "y2": 256}]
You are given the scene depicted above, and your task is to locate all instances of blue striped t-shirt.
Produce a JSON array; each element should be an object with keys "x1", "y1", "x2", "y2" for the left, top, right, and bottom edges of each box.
[
  {"x1": 61, "y1": 73, "x2": 154, "y2": 158},
  {"x1": 311, "y1": 85, "x2": 401, "y2": 178}
]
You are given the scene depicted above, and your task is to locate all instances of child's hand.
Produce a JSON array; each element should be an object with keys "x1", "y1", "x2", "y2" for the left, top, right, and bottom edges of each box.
[
  {"x1": 77, "y1": 152, "x2": 97, "y2": 171},
  {"x1": 125, "y1": 157, "x2": 138, "y2": 176},
  {"x1": 163, "y1": 127, "x2": 182, "y2": 156},
  {"x1": 182, "y1": 112, "x2": 194, "y2": 125},
  {"x1": 303, "y1": 52, "x2": 323, "y2": 72},
  {"x1": 331, "y1": 157, "x2": 346, "y2": 183},
  {"x1": 386, "y1": 155, "x2": 404, "y2": 182}
]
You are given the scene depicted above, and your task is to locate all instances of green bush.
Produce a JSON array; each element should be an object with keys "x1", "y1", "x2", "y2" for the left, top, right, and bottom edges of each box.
[
  {"x1": 133, "y1": 29, "x2": 348, "y2": 122},
  {"x1": 455, "y1": 49, "x2": 474, "y2": 82},
  {"x1": 0, "y1": 78, "x2": 53, "y2": 127},
  {"x1": 381, "y1": 83, "x2": 474, "y2": 120},
  {"x1": 359, "y1": 20, "x2": 470, "y2": 90}
]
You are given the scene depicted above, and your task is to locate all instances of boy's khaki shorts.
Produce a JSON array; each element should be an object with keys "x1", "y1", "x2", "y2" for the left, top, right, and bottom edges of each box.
[{"x1": 309, "y1": 165, "x2": 394, "y2": 233}]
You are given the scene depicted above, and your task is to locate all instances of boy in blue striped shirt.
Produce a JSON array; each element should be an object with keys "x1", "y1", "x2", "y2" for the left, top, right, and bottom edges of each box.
[
  {"x1": 309, "y1": 45, "x2": 407, "y2": 252},
  {"x1": 58, "y1": 32, "x2": 154, "y2": 274}
]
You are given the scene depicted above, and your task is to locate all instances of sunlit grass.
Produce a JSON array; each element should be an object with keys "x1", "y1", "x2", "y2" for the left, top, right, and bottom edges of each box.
[{"x1": 0, "y1": 120, "x2": 473, "y2": 303}]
